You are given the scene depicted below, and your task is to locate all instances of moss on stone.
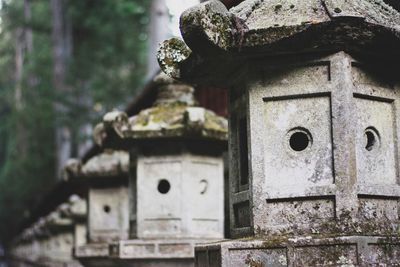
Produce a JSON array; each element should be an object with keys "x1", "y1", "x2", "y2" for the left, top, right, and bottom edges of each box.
[{"x1": 157, "y1": 38, "x2": 191, "y2": 79}]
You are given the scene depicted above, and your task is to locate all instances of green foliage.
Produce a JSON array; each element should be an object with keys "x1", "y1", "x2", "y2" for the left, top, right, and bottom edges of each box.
[
  {"x1": 68, "y1": 0, "x2": 150, "y2": 112},
  {"x1": 0, "y1": 0, "x2": 150, "y2": 242}
]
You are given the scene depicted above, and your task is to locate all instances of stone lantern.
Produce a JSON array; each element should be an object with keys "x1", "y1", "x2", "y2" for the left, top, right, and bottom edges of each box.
[
  {"x1": 11, "y1": 192, "x2": 85, "y2": 266},
  {"x1": 62, "y1": 195, "x2": 87, "y2": 254},
  {"x1": 158, "y1": 0, "x2": 400, "y2": 265},
  {"x1": 95, "y1": 73, "x2": 227, "y2": 266},
  {"x1": 10, "y1": 226, "x2": 41, "y2": 265},
  {"x1": 36, "y1": 206, "x2": 80, "y2": 266},
  {"x1": 65, "y1": 150, "x2": 130, "y2": 265}
]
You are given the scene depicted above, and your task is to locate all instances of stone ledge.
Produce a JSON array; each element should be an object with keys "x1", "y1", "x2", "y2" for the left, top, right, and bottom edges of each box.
[
  {"x1": 195, "y1": 236, "x2": 400, "y2": 266},
  {"x1": 74, "y1": 243, "x2": 109, "y2": 258},
  {"x1": 110, "y1": 239, "x2": 222, "y2": 260}
]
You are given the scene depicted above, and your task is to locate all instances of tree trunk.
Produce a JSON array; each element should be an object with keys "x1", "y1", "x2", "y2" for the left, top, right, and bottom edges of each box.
[
  {"x1": 147, "y1": 0, "x2": 171, "y2": 78},
  {"x1": 14, "y1": 28, "x2": 24, "y2": 111},
  {"x1": 13, "y1": 0, "x2": 34, "y2": 158},
  {"x1": 24, "y1": 0, "x2": 33, "y2": 53},
  {"x1": 51, "y1": 0, "x2": 73, "y2": 178}
]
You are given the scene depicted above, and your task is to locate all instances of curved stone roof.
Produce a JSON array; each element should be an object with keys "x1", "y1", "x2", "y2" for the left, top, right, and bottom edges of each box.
[
  {"x1": 158, "y1": 0, "x2": 400, "y2": 83},
  {"x1": 63, "y1": 150, "x2": 129, "y2": 180},
  {"x1": 93, "y1": 73, "x2": 228, "y2": 144},
  {"x1": 61, "y1": 195, "x2": 86, "y2": 221},
  {"x1": 232, "y1": 0, "x2": 400, "y2": 31}
]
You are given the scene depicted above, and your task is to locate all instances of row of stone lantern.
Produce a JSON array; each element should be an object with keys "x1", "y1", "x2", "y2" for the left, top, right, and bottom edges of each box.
[
  {"x1": 10, "y1": 73, "x2": 228, "y2": 267},
  {"x1": 10, "y1": 0, "x2": 400, "y2": 265},
  {"x1": 157, "y1": 0, "x2": 400, "y2": 266},
  {"x1": 64, "y1": 149, "x2": 130, "y2": 266},
  {"x1": 72, "y1": 73, "x2": 227, "y2": 266},
  {"x1": 9, "y1": 195, "x2": 86, "y2": 267}
]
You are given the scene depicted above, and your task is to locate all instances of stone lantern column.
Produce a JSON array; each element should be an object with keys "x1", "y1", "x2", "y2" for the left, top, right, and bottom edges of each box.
[
  {"x1": 158, "y1": 0, "x2": 400, "y2": 265},
  {"x1": 95, "y1": 73, "x2": 228, "y2": 267},
  {"x1": 39, "y1": 207, "x2": 80, "y2": 266},
  {"x1": 62, "y1": 195, "x2": 87, "y2": 255},
  {"x1": 10, "y1": 209, "x2": 77, "y2": 267},
  {"x1": 9, "y1": 226, "x2": 41, "y2": 266},
  {"x1": 65, "y1": 150, "x2": 130, "y2": 267}
]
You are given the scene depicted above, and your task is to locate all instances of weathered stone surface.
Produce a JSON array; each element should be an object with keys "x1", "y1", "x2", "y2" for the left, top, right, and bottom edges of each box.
[
  {"x1": 71, "y1": 152, "x2": 129, "y2": 260},
  {"x1": 108, "y1": 239, "x2": 220, "y2": 267},
  {"x1": 65, "y1": 195, "x2": 87, "y2": 221},
  {"x1": 195, "y1": 236, "x2": 400, "y2": 266},
  {"x1": 88, "y1": 185, "x2": 129, "y2": 243},
  {"x1": 180, "y1": 0, "x2": 235, "y2": 53},
  {"x1": 45, "y1": 211, "x2": 74, "y2": 233},
  {"x1": 63, "y1": 158, "x2": 82, "y2": 182},
  {"x1": 70, "y1": 152, "x2": 129, "y2": 263},
  {"x1": 10, "y1": 200, "x2": 86, "y2": 267},
  {"x1": 229, "y1": 53, "x2": 400, "y2": 237},
  {"x1": 81, "y1": 150, "x2": 129, "y2": 179},
  {"x1": 85, "y1": 74, "x2": 228, "y2": 266},
  {"x1": 74, "y1": 73, "x2": 227, "y2": 266},
  {"x1": 192, "y1": 49, "x2": 400, "y2": 265},
  {"x1": 75, "y1": 243, "x2": 109, "y2": 258},
  {"x1": 63, "y1": 150, "x2": 129, "y2": 181},
  {"x1": 158, "y1": 0, "x2": 400, "y2": 84},
  {"x1": 166, "y1": 0, "x2": 400, "y2": 265},
  {"x1": 157, "y1": 38, "x2": 191, "y2": 79},
  {"x1": 110, "y1": 239, "x2": 213, "y2": 259},
  {"x1": 135, "y1": 154, "x2": 224, "y2": 240},
  {"x1": 96, "y1": 73, "x2": 228, "y2": 142}
]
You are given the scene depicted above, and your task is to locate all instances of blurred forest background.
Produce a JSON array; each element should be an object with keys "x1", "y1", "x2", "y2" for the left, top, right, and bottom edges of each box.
[{"x1": 0, "y1": 0, "x2": 197, "y2": 243}]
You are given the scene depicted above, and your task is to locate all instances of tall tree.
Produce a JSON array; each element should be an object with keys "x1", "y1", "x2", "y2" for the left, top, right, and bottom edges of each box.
[
  {"x1": 147, "y1": 0, "x2": 170, "y2": 77},
  {"x1": 0, "y1": 0, "x2": 151, "y2": 243},
  {"x1": 51, "y1": 0, "x2": 73, "y2": 176}
]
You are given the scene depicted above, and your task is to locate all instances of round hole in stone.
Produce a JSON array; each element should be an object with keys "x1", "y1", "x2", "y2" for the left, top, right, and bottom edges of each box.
[
  {"x1": 364, "y1": 127, "x2": 380, "y2": 151},
  {"x1": 103, "y1": 205, "x2": 111, "y2": 214},
  {"x1": 289, "y1": 130, "x2": 311, "y2": 152},
  {"x1": 158, "y1": 179, "x2": 171, "y2": 194}
]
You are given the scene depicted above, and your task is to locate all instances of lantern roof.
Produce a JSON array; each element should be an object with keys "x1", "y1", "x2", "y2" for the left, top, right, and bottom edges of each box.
[
  {"x1": 93, "y1": 73, "x2": 227, "y2": 145},
  {"x1": 158, "y1": 0, "x2": 400, "y2": 84},
  {"x1": 63, "y1": 150, "x2": 129, "y2": 181}
]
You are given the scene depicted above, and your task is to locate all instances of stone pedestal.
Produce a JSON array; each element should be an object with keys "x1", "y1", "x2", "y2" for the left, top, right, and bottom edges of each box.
[
  {"x1": 108, "y1": 239, "x2": 217, "y2": 267},
  {"x1": 74, "y1": 243, "x2": 113, "y2": 267},
  {"x1": 195, "y1": 236, "x2": 400, "y2": 266}
]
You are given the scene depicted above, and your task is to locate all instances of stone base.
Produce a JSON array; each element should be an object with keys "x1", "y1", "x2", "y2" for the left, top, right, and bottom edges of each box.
[
  {"x1": 75, "y1": 243, "x2": 109, "y2": 258},
  {"x1": 110, "y1": 239, "x2": 199, "y2": 259},
  {"x1": 75, "y1": 239, "x2": 218, "y2": 267},
  {"x1": 106, "y1": 239, "x2": 221, "y2": 267},
  {"x1": 195, "y1": 236, "x2": 400, "y2": 266},
  {"x1": 74, "y1": 243, "x2": 114, "y2": 267},
  {"x1": 8, "y1": 256, "x2": 82, "y2": 267}
]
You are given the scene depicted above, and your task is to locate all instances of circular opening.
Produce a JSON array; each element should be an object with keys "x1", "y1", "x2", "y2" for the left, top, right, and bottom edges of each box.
[
  {"x1": 364, "y1": 127, "x2": 380, "y2": 151},
  {"x1": 334, "y1": 7, "x2": 342, "y2": 13},
  {"x1": 289, "y1": 131, "x2": 311, "y2": 151},
  {"x1": 103, "y1": 205, "x2": 111, "y2": 214},
  {"x1": 157, "y1": 179, "x2": 171, "y2": 194}
]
